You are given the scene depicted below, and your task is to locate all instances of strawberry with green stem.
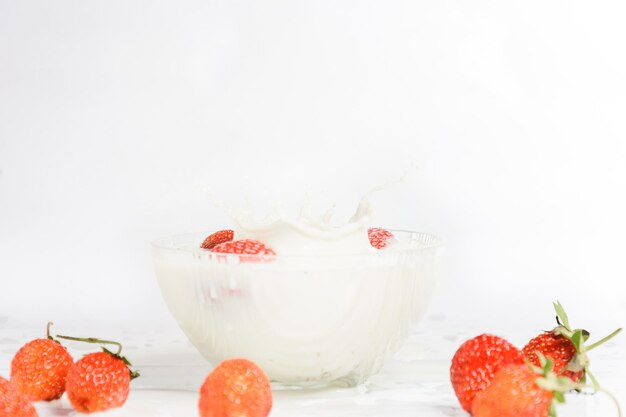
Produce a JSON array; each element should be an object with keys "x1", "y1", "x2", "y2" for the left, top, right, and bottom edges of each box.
[
  {"x1": 545, "y1": 352, "x2": 620, "y2": 417},
  {"x1": 473, "y1": 352, "x2": 623, "y2": 417},
  {"x1": 472, "y1": 354, "x2": 582, "y2": 417},
  {"x1": 55, "y1": 333, "x2": 139, "y2": 413},
  {"x1": 523, "y1": 301, "x2": 622, "y2": 387}
]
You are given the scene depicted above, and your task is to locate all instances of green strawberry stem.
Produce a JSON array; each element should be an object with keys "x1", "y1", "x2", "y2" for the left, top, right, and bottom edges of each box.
[
  {"x1": 586, "y1": 328, "x2": 623, "y2": 352},
  {"x1": 599, "y1": 386, "x2": 623, "y2": 417},
  {"x1": 55, "y1": 334, "x2": 123, "y2": 355},
  {"x1": 55, "y1": 333, "x2": 140, "y2": 380},
  {"x1": 587, "y1": 371, "x2": 622, "y2": 417},
  {"x1": 49, "y1": 324, "x2": 140, "y2": 380},
  {"x1": 586, "y1": 369, "x2": 601, "y2": 393}
]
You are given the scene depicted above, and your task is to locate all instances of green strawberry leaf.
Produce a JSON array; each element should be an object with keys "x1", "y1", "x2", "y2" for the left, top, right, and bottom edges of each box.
[
  {"x1": 537, "y1": 351, "x2": 549, "y2": 369},
  {"x1": 544, "y1": 356, "x2": 554, "y2": 374},
  {"x1": 553, "y1": 301, "x2": 571, "y2": 330},
  {"x1": 571, "y1": 330, "x2": 584, "y2": 352},
  {"x1": 586, "y1": 328, "x2": 623, "y2": 352},
  {"x1": 582, "y1": 330, "x2": 590, "y2": 342},
  {"x1": 554, "y1": 391, "x2": 566, "y2": 404},
  {"x1": 102, "y1": 347, "x2": 140, "y2": 380},
  {"x1": 549, "y1": 401, "x2": 558, "y2": 417}
]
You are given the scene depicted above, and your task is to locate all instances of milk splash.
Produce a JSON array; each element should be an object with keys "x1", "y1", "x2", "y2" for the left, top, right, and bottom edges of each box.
[{"x1": 204, "y1": 176, "x2": 408, "y2": 256}]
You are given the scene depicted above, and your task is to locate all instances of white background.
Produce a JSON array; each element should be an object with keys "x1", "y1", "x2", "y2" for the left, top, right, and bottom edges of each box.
[{"x1": 1, "y1": 0, "x2": 626, "y2": 338}]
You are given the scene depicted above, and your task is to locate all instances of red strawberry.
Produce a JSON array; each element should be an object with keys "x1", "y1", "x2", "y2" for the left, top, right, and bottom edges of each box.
[
  {"x1": 10, "y1": 338, "x2": 73, "y2": 401},
  {"x1": 212, "y1": 239, "x2": 276, "y2": 258},
  {"x1": 368, "y1": 228, "x2": 395, "y2": 249},
  {"x1": 523, "y1": 301, "x2": 622, "y2": 384},
  {"x1": 472, "y1": 353, "x2": 584, "y2": 417},
  {"x1": 471, "y1": 364, "x2": 554, "y2": 417},
  {"x1": 450, "y1": 334, "x2": 525, "y2": 412},
  {"x1": 65, "y1": 351, "x2": 135, "y2": 413},
  {"x1": 201, "y1": 230, "x2": 234, "y2": 250},
  {"x1": 523, "y1": 332, "x2": 583, "y2": 382},
  {"x1": 199, "y1": 358, "x2": 272, "y2": 417},
  {"x1": 0, "y1": 376, "x2": 38, "y2": 417}
]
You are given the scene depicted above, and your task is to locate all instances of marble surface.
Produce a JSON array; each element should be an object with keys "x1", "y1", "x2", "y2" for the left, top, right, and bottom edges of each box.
[{"x1": 0, "y1": 315, "x2": 623, "y2": 417}]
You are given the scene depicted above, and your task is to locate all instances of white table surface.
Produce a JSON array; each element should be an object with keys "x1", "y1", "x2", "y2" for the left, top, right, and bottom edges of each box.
[{"x1": 1, "y1": 314, "x2": 623, "y2": 417}]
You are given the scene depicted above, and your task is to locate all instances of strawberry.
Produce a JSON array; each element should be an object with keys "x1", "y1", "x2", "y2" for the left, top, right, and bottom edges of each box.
[
  {"x1": 523, "y1": 301, "x2": 622, "y2": 384},
  {"x1": 212, "y1": 239, "x2": 276, "y2": 257},
  {"x1": 368, "y1": 227, "x2": 395, "y2": 249},
  {"x1": 0, "y1": 376, "x2": 38, "y2": 417},
  {"x1": 199, "y1": 358, "x2": 272, "y2": 417},
  {"x1": 55, "y1": 333, "x2": 139, "y2": 414},
  {"x1": 471, "y1": 364, "x2": 554, "y2": 417},
  {"x1": 472, "y1": 353, "x2": 584, "y2": 417},
  {"x1": 201, "y1": 230, "x2": 234, "y2": 250},
  {"x1": 10, "y1": 337, "x2": 73, "y2": 401},
  {"x1": 524, "y1": 332, "x2": 582, "y2": 382},
  {"x1": 450, "y1": 334, "x2": 525, "y2": 412},
  {"x1": 66, "y1": 351, "x2": 135, "y2": 413}
]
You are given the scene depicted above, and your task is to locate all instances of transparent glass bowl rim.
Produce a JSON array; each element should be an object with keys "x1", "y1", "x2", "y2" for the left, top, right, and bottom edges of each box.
[{"x1": 151, "y1": 229, "x2": 444, "y2": 260}]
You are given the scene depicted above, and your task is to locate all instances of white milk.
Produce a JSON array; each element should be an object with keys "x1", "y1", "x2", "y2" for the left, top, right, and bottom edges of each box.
[{"x1": 153, "y1": 197, "x2": 440, "y2": 386}]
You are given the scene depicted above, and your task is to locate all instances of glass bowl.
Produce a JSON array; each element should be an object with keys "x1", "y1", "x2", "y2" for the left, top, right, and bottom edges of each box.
[{"x1": 152, "y1": 230, "x2": 443, "y2": 388}]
